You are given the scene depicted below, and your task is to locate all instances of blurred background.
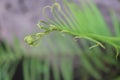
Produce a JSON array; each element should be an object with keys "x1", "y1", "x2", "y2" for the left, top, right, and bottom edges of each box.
[{"x1": 0, "y1": 0, "x2": 120, "y2": 80}]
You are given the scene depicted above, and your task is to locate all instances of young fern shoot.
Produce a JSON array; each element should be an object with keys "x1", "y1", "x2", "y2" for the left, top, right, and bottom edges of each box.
[{"x1": 24, "y1": 1, "x2": 120, "y2": 58}]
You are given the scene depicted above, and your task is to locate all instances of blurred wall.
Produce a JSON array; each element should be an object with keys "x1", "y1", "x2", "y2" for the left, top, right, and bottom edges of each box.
[
  {"x1": 0, "y1": 0, "x2": 53, "y2": 43},
  {"x1": 0, "y1": 0, "x2": 120, "y2": 43}
]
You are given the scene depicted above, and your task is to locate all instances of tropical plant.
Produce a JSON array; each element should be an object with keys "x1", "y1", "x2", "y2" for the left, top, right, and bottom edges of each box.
[{"x1": 0, "y1": 0, "x2": 120, "y2": 80}]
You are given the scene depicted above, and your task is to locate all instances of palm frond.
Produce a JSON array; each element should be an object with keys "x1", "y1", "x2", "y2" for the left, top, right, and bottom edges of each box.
[{"x1": 24, "y1": 0, "x2": 120, "y2": 54}]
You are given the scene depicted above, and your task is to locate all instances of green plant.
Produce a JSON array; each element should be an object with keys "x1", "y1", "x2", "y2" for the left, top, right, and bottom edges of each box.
[
  {"x1": 0, "y1": 0, "x2": 120, "y2": 80},
  {"x1": 24, "y1": 0, "x2": 120, "y2": 80},
  {"x1": 24, "y1": 0, "x2": 120, "y2": 57}
]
